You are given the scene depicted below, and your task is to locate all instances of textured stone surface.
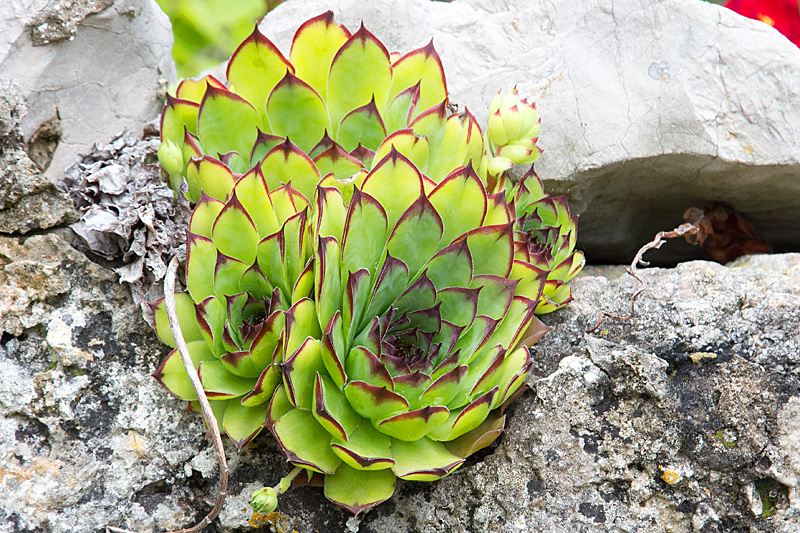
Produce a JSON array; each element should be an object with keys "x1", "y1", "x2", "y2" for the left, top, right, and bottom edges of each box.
[
  {"x1": 261, "y1": 0, "x2": 800, "y2": 264},
  {"x1": 0, "y1": 0, "x2": 176, "y2": 182}
]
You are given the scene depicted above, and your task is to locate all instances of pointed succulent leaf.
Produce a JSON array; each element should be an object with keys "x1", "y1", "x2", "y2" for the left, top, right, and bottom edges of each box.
[
  {"x1": 282, "y1": 210, "x2": 310, "y2": 298},
  {"x1": 150, "y1": 293, "x2": 204, "y2": 348},
  {"x1": 313, "y1": 145, "x2": 365, "y2": 183},
  {"x1": 292, "y1": 259, "x2": 315, "y2": 303},
  {"x1": 470, "y1": 275, "x2": 517, "y2": 321},
  {"x1": 267, "y1": 71, "x2": 331, "y2": 153},
  {"x1": 342, "y1": 268, "x2": 372, "y2": 346},
  {"x1": 283, "y1": 337, "x2": 326, "y2": 410},
  {"x1": 331, "y1": 422, "x2": 394, "y2": 470},
  {"x1": 510, "y1": 260, "x2": 547, "y2": 302},
  {"x1": 361, "y1": 148, "x2": 424, "y2": 231},
  {"x1": 152, "y1": 340, "x2": 217, "y2": 400},
  {"x1": 324, "y1": 463, "x2": 396, "y2": 516},
  {"x1": 186, "y1": 232, "x2": 217, "y2": 302},
  {"x1": 320, "y1": 311, "x2": 347, "y2": 388},
  {"x1": 488, "y1": 295, "x2": 537, "y2": 353},
  {"x1": 377, "y1": 406, "x2": 449, "y2": 441},
  {"x1": 392, "y1": 273, "x2": 436, "y2": 316},
  {"x1": 372, "y1": 129, "x2": 429, "y2": 174},
  {"x1": 462, "y1": 223, "x2": 514, "y2": 278},
  {"x1": 189, "y1": 193, "x2": 225, "y2": 237},
  {"x1": 290, "y1": 11, "x2": 351, "y2": 100},
  {"x1": 196, "y1": 296, "x2": 226, "y2": 357},
  {"x1": 442, "y1": 409, "x2": 505, "y2": 459},
  {"x1": 233, "y1": 168, "x2": 280, "y2": 238},
  {"x1": 256, "y1": 231, "x2": 288, "y2": 299},
  {"x1": 327, "y1": 24, "x2": 392, "y2": 136},
  {"x1": 391, "y1": 437, "x2": 464, "y2": 481},
  {"x1": 363, "y1": 255, "x2": 409, "y2": 326},
  {"x1": 213, "y1": 255, "x2": 249, "y2": 300},
  {"x1": 197, "y1": 86, "x2": 261, "y2": 165},
  {"x1": 284, "y1": 298, "x2": 323, "y2": 361},
  {"x1": 250, "y1": 130, "x2": 284, "y2": 167},
  {"x1": 420, "y1": 364, "x2": 469, "y2": 407},
  {"x1": 428, "y1": 166, "x2": 487, "y2": 248},
  {"x1": 428, "y1": 388, "x2": 497, "y2": 441},
  {"x1": 423, "y1": 240, "x2": 472, "y2": 291},
  {"x1": 336, "y1": 98, "x2": 387, "y2": 152},
  {"x1": 273, "y1": 408, "x2": 341, "y2": 474},
  {"x1": 314, "y1": 186, "x2": 348, "y2": 241},
  {"x1": 198, "y1": 360, "x2": 256, "y2": 399},
  {"x1": 221, "y1": 348, "x2": 262, "y2": 378},
  {"x1": 392, "y1": 372, "x2": 433, "y2": 409},
  {"x1": 259, "y1": 139, "x2": 321, "y2": 203},
  {"x1": 160, "y1": 95, "x2": 198, "y2": 146},
  {"x1": 186, "y1": 155, "x2": 236, "y2": 203},
  {"x1": 383, "y1": 83, "x2": 420, "y2": 134},
  {"x1": 436, "y1": 287, "x2": 480, "y2": 329},
  {"x1": 223, "y1": 400, "x2": 269, "y2": 449},
  {"x1": 385, "y1": 194, "x2": 443, "y2": 278},
  {"x1": 341, "y1": 189, "x2": 388, "y2": 280},
  {"x1": 226, "y1": 26, "x2": 292, "y2": 127},
  {"x1": 174, "y1": 75, "x2": 225, "y2": 103},
  {"x1": 344, "y1": 380, "x2": 409, "y2": 421},
  {"x1": 242, "y1": 365, "x2": 282, "y2": 407},
  {"x1": 313, "y1": 373, "x2": 362, "y2": 441},
  {"x1": 345, "y1": 346, "x2": 394, "y2": 389},
  {"x1": 238, "y1": 263, "x2": 272, "y2": 301},
  {"x1": 389, "y1": 41, "x2": 447, "y2": 117},
  {"x1": 248, "y1": 311, "x2": 285, "y2": 367}
]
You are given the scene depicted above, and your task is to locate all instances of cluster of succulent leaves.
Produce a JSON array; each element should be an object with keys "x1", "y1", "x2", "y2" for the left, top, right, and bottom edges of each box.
[{"x1": 152, "y1": 11, "x2": 583, "y2": 514}]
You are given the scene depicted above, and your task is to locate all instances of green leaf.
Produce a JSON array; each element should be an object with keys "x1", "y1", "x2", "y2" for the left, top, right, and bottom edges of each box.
[
  {"x1": 226, "y1": 26, "x2": 292, "y2": 127},
  {"x1": 223, "y1": 400, "x2": 268, "y2": 449},
  {"x1": 211, "y1": 192, "x2": 259, "y2": 265},
  {"x1": 428, "y1": 388, "x2": 496, "y2": 441},
  {"x1": 386, "y1": 194, "x2": 443, "y2": 278},
  {"x1": 377, "y1": 406, "x2": 449, "y2": 441},
  {"x1": 463, "y1": 223, "x2": 514, "y2": 278},
  {"x1": 389, "y1": 41, "x2": 447, "y2": 118},
  {"x1": 152, "y1": 340, "x2": 217, "y2": 400},
  {"x1": 315, "y1": 236, "x2": 342, "y2": 333},
  {"x1": 238, "y1": 263, "x2": 272, "y2": 302},
  {"x1": 423, "y1": 240, "x2": 472, "y2": 291},
  {"x1": 250, "y1": 130, "x2": 284, "y2": 167},
  {"x1": 150, "y1": 293, "x2": 204, "y2": 348},
  {"x1": 220, "y1": 349, "x2": 262, "y2": 379},
  {"x1": 283, "y1": 299, "x2": 322, "y2": 363},
  {"x1": 175, "y1": 75, "x2": 225, "y2": 103},
  {"x1": 372, "y1": 129, "x2": 429, "y2": 175},
  {"x1": 189, "y1": 193, "x2": 225, "y2": 238},
  {"x1": 313, "y1": 144, "x2": 365, "y2": 183},
  {"x1": 324, "y1": 463, "x2": 396, "y2": 516},
  {"x1": 487, "y1": 296, "x2": 537, "y2": 353},
  {"x1": 321, "y1": 311, "x2": 347, "y2": 388},
  {"x1": 160, "y1": 94, "x2": 198, "y2": 146},
  {"x1": 242, "y1": 364, "x2": 282, "y2": 407},
  {"x1": 313, "y1": 373, "x2": 362, "y2": 442},
  {"x1": 341, "y1": 189, "x2": 388, "y2": 282},
  {"x1": 197, "y1": 85, "x2": 261, "y2": 165},
  {"x1": 273, "y1": 408, "x2": 341, "y2": 474},
  {"x1": 186, "y1": 233, "x2": 217, "y2": 303},
  {"x1": 259, "y1": 139, "x2": 321, "y2": 203},
  {"x1": 342, "y1": 268, "x2": 372, "y2": 348},
  {"x1": 198, "y1": 360, "x2": 257, "y2": 399},
  {"x1": 213, "y1": 254, "x2": 249, "y2": 300},
  {"x1": 186, "y1": 155, "x2": 236, "y2": 203},
  {"x1": 327, "y1": 24, "x2": 392, "y2": 136},
  {"x1": 248, "y1": 310, "x2": 285, "y2": 368},
  {"x1": 335, "y1": 98, "x2": 387, "y2": 152},
  {"x1": 362, "y1": 255, "x2": 409, "y2": 327},
  {"x1": 428, "y1": 165, "x2": 487, "y2": 248},
  {"x1": 289, "y1": 11, "x2": 351, "y2": 100},
  {"x1": 361, "y1": 147, "x2": 424, "y2": 231},
  {"x1": 470, "y1": 275, "x2": 517, "y2": 321},
  {"x1": 391, "y1": 437, "x2": 463, "y2": 481},
  {"x1": 344, "y1": 380, "x2": 409, "y2": 421},
  {"x1": 314, "y1": 186, "x2": 348, "y2": 241},
  {"x1": 330, "y1": 423, "x2": 394, "y2": 471},
  {"x1": 232, "y1": 168, "x2": 280, "y2": 238},
  {"x1": 345, "y1": 346, "x2": 393, "y2": 389},
  {"x1": 383, "y1": 83, "x2": 420, "y2": 135},
  {"x1": 267, "y1": 71, "x2": 331, "y2": 153},
  {"x1": 437, "y1": 287, "x2": 480, "y2": 329},
  {"x1": 257, "y1": 231, "x2": 288, "y2": 299}
]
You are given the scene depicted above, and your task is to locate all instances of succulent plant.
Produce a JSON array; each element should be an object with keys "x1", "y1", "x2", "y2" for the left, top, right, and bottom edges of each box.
[{"x1": 150, "y1": 10, "x2": 583, "y2": 517}]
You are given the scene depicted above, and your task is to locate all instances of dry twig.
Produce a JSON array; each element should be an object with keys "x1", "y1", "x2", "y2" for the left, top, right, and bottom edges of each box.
[{"x1": 107, "y1": 256, "x2": 228, "y2": 533}]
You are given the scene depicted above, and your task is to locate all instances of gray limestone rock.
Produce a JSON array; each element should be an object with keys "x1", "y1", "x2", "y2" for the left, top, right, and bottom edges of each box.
[
  {"x1": 0, "y1": 0, "x2": 176, "y2": 183},
  {"x1": 261, "y1": 0, "x2": 800, "y2": 264}
]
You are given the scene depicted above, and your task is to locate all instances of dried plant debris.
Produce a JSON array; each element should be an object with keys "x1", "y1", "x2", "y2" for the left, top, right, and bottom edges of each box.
[
  {"x1": 587, "y1": 204, "x2": 772, "y2": 334},
  {"x1": 62, "y1": 125, "x2": 190, "y2": 309}
]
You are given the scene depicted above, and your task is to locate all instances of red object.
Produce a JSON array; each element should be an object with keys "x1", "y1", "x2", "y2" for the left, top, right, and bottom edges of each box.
[{"x1": 724, "y1": 0, "x2": 800, "y2": 46}]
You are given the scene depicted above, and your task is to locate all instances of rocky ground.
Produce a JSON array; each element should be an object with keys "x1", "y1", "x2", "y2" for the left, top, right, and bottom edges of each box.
[{"x1": 1, "y1": 0, "x2": 800, "y2": 532}]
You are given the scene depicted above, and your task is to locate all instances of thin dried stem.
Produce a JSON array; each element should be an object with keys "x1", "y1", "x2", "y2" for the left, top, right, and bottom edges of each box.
[
  {"x1": 586, "y1": 222, "x2": 700, "y2": 334},
  {"x1": 107, "y1": 257, "x2": 228, "y2": 533}
]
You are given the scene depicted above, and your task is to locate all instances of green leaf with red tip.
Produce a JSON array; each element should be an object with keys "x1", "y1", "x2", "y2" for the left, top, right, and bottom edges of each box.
[
  {"x1": 318, "y1": 170, "x2": 366, "y2": 204},
  {"x1": 221, "y1": 348, "x2": 262, "y2": 379},
  {"x1": 470, "y1": 275, "x2": 517, "y2": 321},
  {"x1": 292, "y1": 259, "x2": 315, "y2": 304},
  {"x1": 442, "y1": 409, "x2": 505, "y2": 459},
  {"x1": 242, "y1": 364, "x2": 282, "y2": 407},
  {"x1": 160, "y1": 95, "x2": 198, "y2": 146},
  {"x1": 315, "y1": 236, "x2": 342, "y2": 332},
  {"x1": 250, "y1": 130, "x2": 284, "y2": 167},
  {"x1": 290, "y1": 11, "x2": 351, "y2": 100},
  {"x1": 197, "y1": 86, "x2": 261, "y2": 166},
  {"x1": 186, "y1": 233, "x2": 217, "y2": 302},
  {"x1": 218, "y1": 151, "x2": 247, "y2": 174},
  {"x1": 238, "y1": 263, "x2": 272, "y2": 302},
  {"x1": 391, "y1": 437, "x2": 464, "y2": 481},
  {"x1": 175, "y1": 75, "x2": 225, "y2": 103},
  {"x1": 314, "y1": 186, "x2": 347, "y2": 241},
  {"x1": 510, "y1": 260, "x2": 547, "y2": 303},
  {"x1": 198, "y1": 360, "x2": 256, "y2": 399},
  {"x1": 420, "y1": 364, "x2": 468, "y2": 407},
  {"x1": 361, "y1": 149, "x2": 424, "y2": 231},
  {"x1": 373, "y1": 129, "x2": 429, "y2": 174},
  {"x1": 342, "y1": 268, "x2": 371, "y2": 346},
  {"x1": 313, "y1": 145, "x2": 365, "y2": 183},
  {"x1": 345, "y1": 346, "x2": 393, "y2": 389},
  {"x1": 344, "y1": 380, "x2": 409, "y2": 421},
  {"x1": 341, "y1": 189, "x2": 388, "y2": 281},
  {"x1": 213, "y1": 254, "x2": 249, "y2": 300},
  {"x1": 248, "y1": 311, "x2": 285, "y2": 368},
  {"x1": 196, "y1": 296, "x2": 226, "y2": 357},
  {"x1": 383, "y1": 83, "x2": 420, "y2": 135},
  {"x1": 327, "y1": 25, "x2": 392, "y2": 136},
  {"x1": 428, "y1": 388, "x2": 497, "y2": 441},
  {"x1": 422, "y1": 240, "x2": 472, "y2": 291},
  {"x1": 223, "y1": 400, "x2": 268, "y2": 449},
  {"x1": 189, "y1": 193, "x2": 225, "y2": 238},
  {"x1": 392, "y1": 274, "x2": 436, "y2": 317},
  {"x1": 350, "y1": 144, "x2": 376, "y2": 168},
  {"x1": 385, "y1": 195, "x2": 443, "y2": 278},
  {"x1": 485, "y1": 192, "x2": 512, "y2": 226},
  {"x1": 392, "y1": 372, "x2": 433, "y2": 409},
  {"x1": 266, "y1": 385, "x2": 293, "y2": 429},
  {"x1": 488, "y1": 296, "x2": 537, "y2": 353},
  {"x1": 313, "y1": 373, "x2": 362, "y2": 441},
  {"x1": 282, "y1": 337, "x2": 326, "y2": 411},
  {"x1": 282, "y1": 210, "x2": 309, "y2": 299},
  {"x1": 362, "y1": 255, "x2": 409, "y2": 327},
  {"x1": 451, "y1": 316, "x2": 498, "y2": 365},
  {"x1": 428, "y1": 166, "x2": 487, "y2": 247},
  {"x1": 283, "y1": 298, "x2": 322, "y2": 360},
  {"x1": 309, "y1": 130, "x2": 336, "y2": 159},
  {"x1": 389, "y1": 41, "x2": 447, "y2": 116},
  {"x1": 267, "y1": 71, "x2": 330, "y2": 153},
  {"x1": 186, "y1": 156, "x2": 236, "y2": 203},
  {"x1": 436, "y1": 287, "x2": 480, "y2": 329},
  {"x1": 324, "y1": 463, "x2": 395, "y2": 516},
  {"x1": 259, "y1": 140, "x2": 321, "y2": 203},
  {"x1": 537, "y1": 282, "x2": 573, "y2": 315},
  {"x1": 152, "y1": 340, "x2": 217, "y2": 400},
  {"x1": 463, "y1": 223, "x2": 514, "y2": 278},
  {"x1": 377, "y1": 406, "x2": 449, "y2": 441},
  {"x1": 233, "y1": 168, "x2": 280, "y2": 238},
  {"x1": 226, "y1": 27, "x2": 292, "y2": 127},
  {"x1": 273, "y1": 408, "x2": 341, "y2": 474},
  {"x1": 331, "y1": 422, "x2": 394, "y2": 470},
  {"x1": 150, "y1": 293, "x2": 204, "y2": 348},
  {"x1": 489, "y1": 347, "x2": 531, "y2": 409},
  {"x1": 336, "y1": 98, "x2": 387, "y2": 152},
  {"x1": 321, "y1": 311, "x2": 347, "y2": 388}
]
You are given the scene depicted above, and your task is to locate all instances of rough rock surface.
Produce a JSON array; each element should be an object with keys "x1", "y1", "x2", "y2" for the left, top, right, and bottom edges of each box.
[
  {"x1": 261, "y1": 0, "x2": 800, "y2": 264},
  {"x1": 0, "y1": 0, "x2": 176, "y2": 183}
]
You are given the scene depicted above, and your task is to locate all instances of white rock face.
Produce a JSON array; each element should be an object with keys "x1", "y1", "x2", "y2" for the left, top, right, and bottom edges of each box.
[
  {"x1": 0, "y1": 0, "x2": 176, "y2": 183},
  {"x1": 262, "y1": 0, "x2": 800, "y2": 263}
]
